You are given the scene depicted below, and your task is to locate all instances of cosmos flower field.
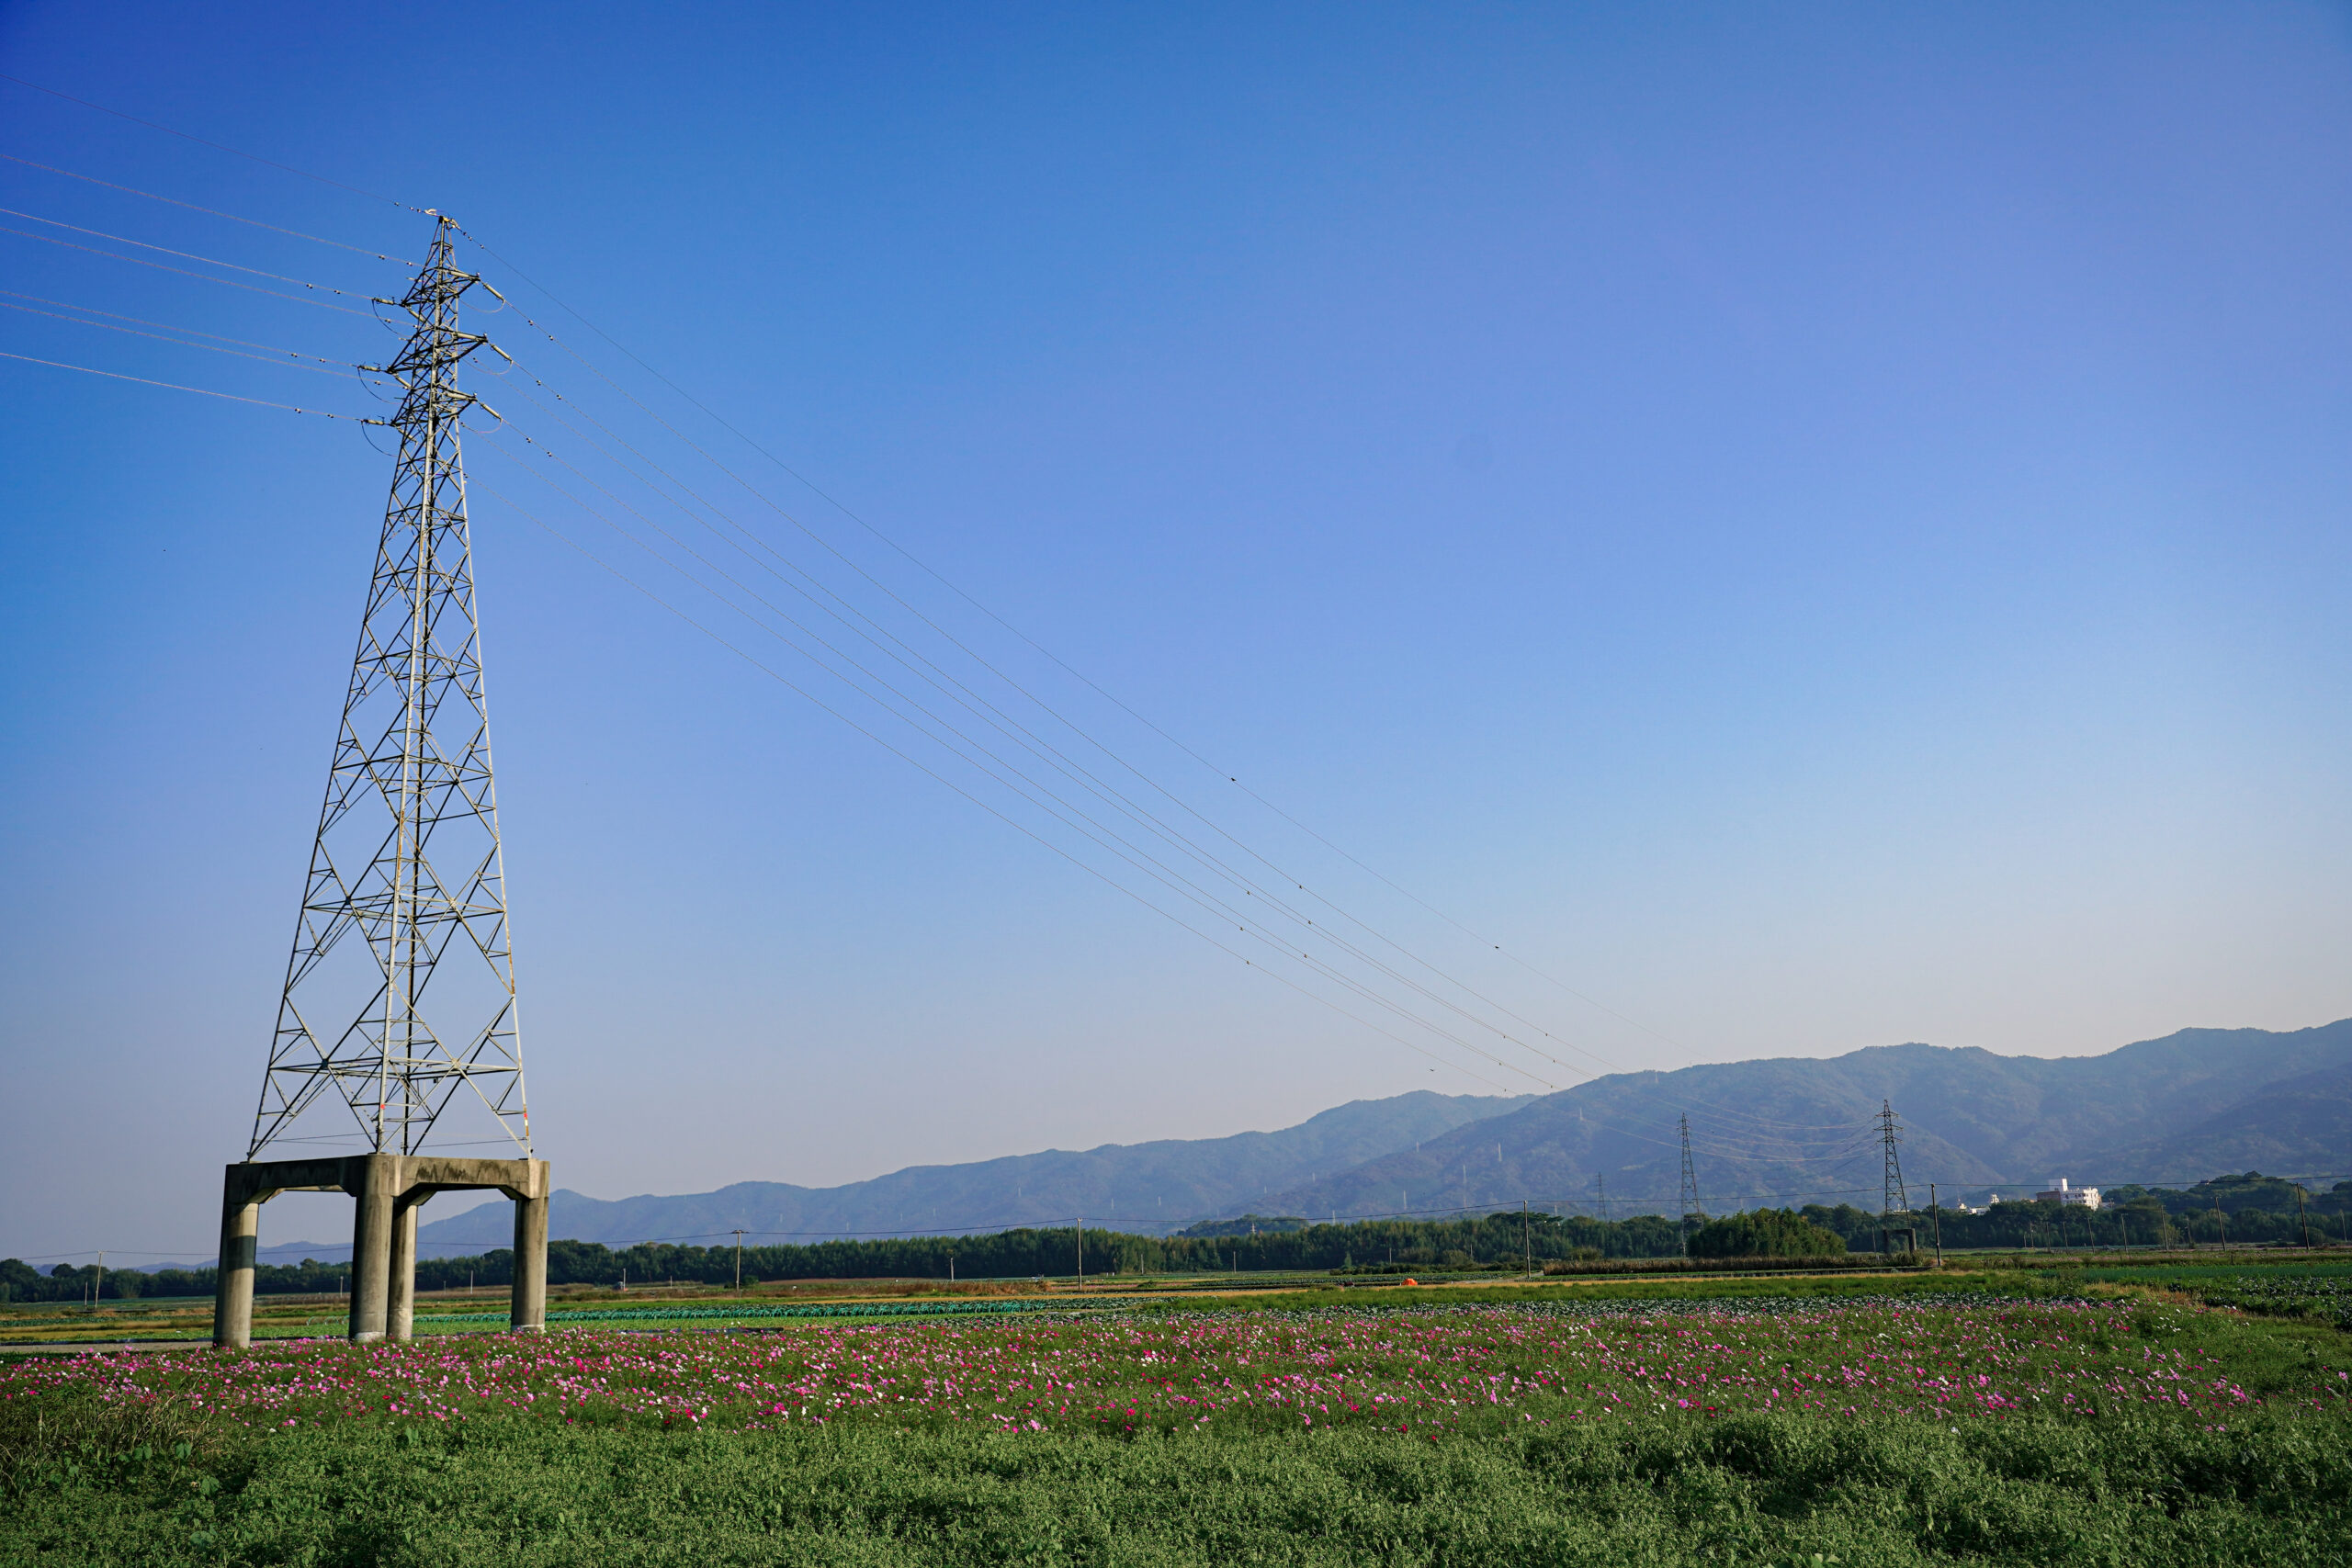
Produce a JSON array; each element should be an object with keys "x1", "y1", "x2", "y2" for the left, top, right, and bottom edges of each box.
[
  {"x1": 7, "y1": 1293, "x2": 2337, "y2": 1438},
  {"x1": 9, "y1": 1289, "x2": 2352, "y2": 1565}
]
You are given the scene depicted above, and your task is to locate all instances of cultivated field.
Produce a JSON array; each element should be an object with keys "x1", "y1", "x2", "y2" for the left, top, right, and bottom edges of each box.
[{"x1": 4, "y1": 1265, "x2": 2349, "y2": 1563}]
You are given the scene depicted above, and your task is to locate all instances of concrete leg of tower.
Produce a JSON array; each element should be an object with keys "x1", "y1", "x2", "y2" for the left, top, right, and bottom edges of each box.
[
  {"x1": 388, "y1": 1193, "x2": 426, "y2": 1343},
  {"x1": 512, "y1": 1186, "x2": 548, "y2": 1332},
  {"x1": 348, "y1": 1153, "x2": 397, "y2": 1344},
  {"x1": 211, "y1": 1171, "x2": 261, "y2": 1350},
  {"x1": 208, "y1": 1154, "x2": 545, "y2": 1347}
]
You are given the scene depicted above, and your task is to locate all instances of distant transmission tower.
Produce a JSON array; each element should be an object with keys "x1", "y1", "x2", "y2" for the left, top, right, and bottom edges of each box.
[
  {"x1": 1678, "y1": 1112, "x2": 1704, "y2": 1246},
  {"x1": 1594, "y1": 1172, "x2": 1610, "y2": 1222},
  {"x1": 213, "y1": 218, "x2": 548, "y2": 1351},
  {"x1": 1878, "y1": 1100, "x2": 1907, "y2": 1216},
  {"x1": 247, "y1": 218, "x2": 526, "y2": 1161},
  {"x1": 1877, "y1": 1100, "x2": 1909, "y2": 1254}
]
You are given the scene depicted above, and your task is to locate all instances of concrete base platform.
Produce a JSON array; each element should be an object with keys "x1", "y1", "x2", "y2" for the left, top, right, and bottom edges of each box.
[{"x1": 212, "y1": 1155, "x2": 549, "y2": 1350}]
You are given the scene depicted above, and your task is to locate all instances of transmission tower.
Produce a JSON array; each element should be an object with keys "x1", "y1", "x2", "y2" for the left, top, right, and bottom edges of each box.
[
  {"x1": 1678, "y1": 1112, "x2": 1704, "y2": 1244},
  {"x1": 211, "y1": 217, "x2": 549, "y2": 1352},
  {"x1": 246, "y1": 217, "x2": 526, "y2": 1161},
  {"x1": 1877, "y1": 1100, "x2": 1907, "y2": 1217},
  {"x1": 1594, "y1": 1172, "x2": 1609, "y2": 1222},
  {"x1": 1874, "y1": 1099, "x2": 1912, "y2": 1256}
]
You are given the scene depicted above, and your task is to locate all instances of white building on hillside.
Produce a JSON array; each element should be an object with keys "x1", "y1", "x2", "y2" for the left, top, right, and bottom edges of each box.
[{"x1": 2034, "y1": 1178, "x2": 2101, "y2": 1210}]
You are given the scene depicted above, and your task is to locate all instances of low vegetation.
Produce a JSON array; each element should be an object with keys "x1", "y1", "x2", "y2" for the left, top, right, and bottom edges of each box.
[{"x1": 6, "y1": 1267, "x2": 2351, "y2": 1563}]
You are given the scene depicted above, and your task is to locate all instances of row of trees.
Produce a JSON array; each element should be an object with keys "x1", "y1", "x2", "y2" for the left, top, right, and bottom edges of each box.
[
  {"x1": 10, "y1": 1173, "x2": 2341, "y2": 1302},
  {"x1": 0, "y1": 1212, "x2": 1690, "y2": 1301},
  {"x1": 0, "y1": 1255, "x2": 356, "y2": 1304},
  {"x1": 457, "y1": 1212, "x2": 1695, "y2": 1288}
]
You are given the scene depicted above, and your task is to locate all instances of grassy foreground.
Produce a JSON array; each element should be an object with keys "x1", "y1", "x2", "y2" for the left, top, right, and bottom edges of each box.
[
  {"x1": 6, "y1": 1277, "x2": 2351, "y2": 1565},
  {"x1": 8, "y1": 1404, "x2": 2352, "y2": 1566}
]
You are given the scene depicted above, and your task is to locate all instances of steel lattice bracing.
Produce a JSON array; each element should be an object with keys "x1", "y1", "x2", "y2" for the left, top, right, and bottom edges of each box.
[
  {"x1": 1878, "y1": 1100, "x2": 1907, "y2": 1217},
  {"x1": 1677, "y1": 1112, "x2": 1703, "y2": 1244},
  {"x1": 248, "y1": 218, "x2": 528, "y2": 1160}
]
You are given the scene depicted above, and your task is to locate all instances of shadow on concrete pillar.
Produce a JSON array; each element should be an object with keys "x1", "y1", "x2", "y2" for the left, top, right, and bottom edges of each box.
[
  {"x1": 349, "y1": 1153, "x2": 397, "y2": 1344},
  {"x1": 212, "y1": 1172, "x2": 260, "y2": 1350},
  {"x1": 512, "y1": 1182, "x2": 548, "y2": 1332},
  {"x1": 389, "y1": 1192, "x2": 427, "y2": 1343}
]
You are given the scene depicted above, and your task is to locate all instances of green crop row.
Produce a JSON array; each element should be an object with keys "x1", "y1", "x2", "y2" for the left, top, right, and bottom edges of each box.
[{"x1": 9, "y1": 1403, "x2": 2351, "y2": 1565}]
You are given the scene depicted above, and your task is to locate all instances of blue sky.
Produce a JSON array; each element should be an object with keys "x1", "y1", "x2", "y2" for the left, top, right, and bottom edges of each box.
[{"x1": 3, "y1": 3, "x2": 2349, "y2": 1263}]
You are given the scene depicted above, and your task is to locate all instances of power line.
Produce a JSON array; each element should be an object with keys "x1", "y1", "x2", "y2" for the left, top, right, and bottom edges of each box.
[
  {"x1": 0, "y1": 204, "x2": 387, "y2": 299},
  {"x1": 474, "y1": 434, "x2": 1562, "y2": 1089},
  {"x1": 0, "y1": 298, "x2": 372, "y2": 378},
  {"x1": 474, "y1": 476, "x2": 1525, "y2": 1094},
  {"x1": 0, "y1": 161, "x2": 1684, "y2": 1104},
  {"x1": 4, "y1": 288, "x2": 1935, "y2": 1124},
  {"x1": 0, "y1": 288, "x2": 359, "y2": 356},
  {"x1": 0, "y1": 223, "x2": 379, "y2": 316},
  {"x1": 0, "y1": 152, "x2": 417, "y2": 262},
  {"x1": 466, "y1": 298, "x2": 1691, "y2": 1100},
  {"x1": 481, "y1": 365, "x2": 1597, "y2": 1088},
  {"x1": 460, "y1": 263, "x2": 1988, "y2": 1147},
  {"x1": 457, "y1": 231, "x2": 1689, "y2": 1079},
  {"x1": 0, "y1": 350, "x2": 370, "y2": 419}
]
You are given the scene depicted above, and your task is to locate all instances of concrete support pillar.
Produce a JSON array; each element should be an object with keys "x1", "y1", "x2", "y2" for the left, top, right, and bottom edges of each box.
[
  {"x1": 511, "y1": 1184, "x2": 548, "y2": 1332},
  {"x1": 349, "y1": 1153, "x2": 398, "y2": 1343},
  {"x1": 211, "y1": 1169, "x2": 260, "y2": 1350},
  {"x1": 388, "y1": 1194, "x2": 424, "y2": 1343}
]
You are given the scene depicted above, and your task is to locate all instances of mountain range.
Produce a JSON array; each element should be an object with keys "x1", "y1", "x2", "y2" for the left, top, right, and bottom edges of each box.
[
  {"x1": 409, "y1": 1089, "x2": 1528, "y2": 1256},
  {"x1": 1255, "y1": 1020, "x2": 2352, "y2": 1222},
  {"x1": 345, "y1": 1019, "x2": 2352, "y2": 1258}
]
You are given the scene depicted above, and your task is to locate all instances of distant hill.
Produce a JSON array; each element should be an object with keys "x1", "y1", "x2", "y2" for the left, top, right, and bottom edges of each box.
[
  {"x1": 414, "y1": 1090, "x2": 1532, "y2": 1253},
  {"x1": 1254, "y1": 1021, "x2": 2352, "y2": 1221}
]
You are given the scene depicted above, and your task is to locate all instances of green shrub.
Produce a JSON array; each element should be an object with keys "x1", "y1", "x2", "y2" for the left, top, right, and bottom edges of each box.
[{"x1": 1686, "y1": 1208, "x2": 1849, "y2": 1259}]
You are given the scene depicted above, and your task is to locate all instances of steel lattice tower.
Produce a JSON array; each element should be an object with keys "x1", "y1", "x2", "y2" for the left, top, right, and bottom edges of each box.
[
  {"x1": 245, "y1": 217, "x2": 527, "y2": 1161},
  {"x1": 1878, "y1": 1100, "x2": 1907, "y2": 1217},
  {"x1": 1677, "y1": 1112, "x2": 1704, "y2": 1244}
]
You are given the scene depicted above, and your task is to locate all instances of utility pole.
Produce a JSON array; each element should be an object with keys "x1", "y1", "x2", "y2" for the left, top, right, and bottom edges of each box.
[
  {"x1": 1075, "y1": 1219, "x2": 1083, "y2": 1292},
  {"x1": 1678, "y1": 1114, "x2": 1704, "y2": 1250},
  {"x1": 2298, "y1": 1184, "x2": 2312, "y2": 1248},
  {"x1": 732, "y1": 1229, "x2": 744, "y2": 1291},
  {"x1": 1928, "y1": 1184, "x2": 1941, "y2": 1265},
  {"x1": 1522, "y1": 1200, "x2": 1532, "y2": 1279},
  {"x1": 1877, "y1": 1101, "x2": 1908, "y2": 1255},
  {"x1": 94, "y1": 1251, "x2": 104, "y2": 1309}
]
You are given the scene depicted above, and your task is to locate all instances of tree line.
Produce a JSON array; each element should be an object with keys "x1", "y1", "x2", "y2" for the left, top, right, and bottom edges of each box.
[
  {"x1": 0, "y1": 1211, "x2": 1680, "y2": 1300},
  {"x1": 9, "y1": 1172, "x2": 2342, "y2": 1302}
]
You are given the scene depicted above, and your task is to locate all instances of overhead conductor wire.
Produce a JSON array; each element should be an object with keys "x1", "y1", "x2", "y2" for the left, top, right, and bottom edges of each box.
[
  {"x1": 0, "y1": 97, "x2": 1905, "y2": 1159},
  {"x1": 472, "y1": 473, "x2": 1522, "y2": 1093},
  {"x1": 0, "y1": 73, "x2": 1702, "y2": 1107},
  {"x1": 475, "y1": 358, "x2": 1592, "y2": 1087}
]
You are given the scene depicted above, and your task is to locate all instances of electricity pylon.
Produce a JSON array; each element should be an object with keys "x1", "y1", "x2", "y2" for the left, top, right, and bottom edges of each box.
[
  {"x1": 245, "y1": 217, "x2": 527, "y2": 1160},
  {"x1": 1678, "y1": 1112, "x2": 1704, "y2": 1246},
  {"x1": 1878, "y1": 1100, "x2": 1907, "y2": 1217},
  {"x1": 1875, "y1": 1099, "x2": 1912, "y2": 1256}
]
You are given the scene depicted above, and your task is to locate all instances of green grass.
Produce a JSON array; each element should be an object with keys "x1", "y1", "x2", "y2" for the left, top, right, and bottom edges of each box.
[
  {"x1": 8, "y1": 1276, "x2": 2352, "y2": 1565},
  {"x1": 8, "y1": 1405, "x2": 2352, "y2": 1565}
]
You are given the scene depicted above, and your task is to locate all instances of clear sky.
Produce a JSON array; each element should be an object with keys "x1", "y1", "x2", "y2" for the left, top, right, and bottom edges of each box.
[{"x1": 3, "y1": 3, "x2": 2349, "y2": 1265}]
